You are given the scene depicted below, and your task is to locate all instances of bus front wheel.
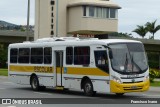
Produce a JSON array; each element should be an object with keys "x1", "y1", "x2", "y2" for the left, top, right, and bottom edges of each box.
[
  {"x1": 31, "y1": 76, "x2": 40, "y2": 91},
  {"x1": 83, "y1": 80, "x2": 95, "y2": 96},
  {"x1": 116, "y1": 93, "x2": 124, "y2": 96}
]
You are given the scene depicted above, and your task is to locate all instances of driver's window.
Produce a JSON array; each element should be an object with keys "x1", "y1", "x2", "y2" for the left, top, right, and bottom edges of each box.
[{"x1": 94, "y1": 51, "x2": 109, "y2": 73}]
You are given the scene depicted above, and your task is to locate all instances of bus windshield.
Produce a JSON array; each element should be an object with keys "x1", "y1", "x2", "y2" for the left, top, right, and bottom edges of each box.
[{"x1": 109, "y1": 43, "x2": 148, "y2": 74}]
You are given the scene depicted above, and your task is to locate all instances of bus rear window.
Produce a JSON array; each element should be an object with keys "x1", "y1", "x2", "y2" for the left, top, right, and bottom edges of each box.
[{"x1": 10, "y1": 48, "x2": 18, "y2": 63}]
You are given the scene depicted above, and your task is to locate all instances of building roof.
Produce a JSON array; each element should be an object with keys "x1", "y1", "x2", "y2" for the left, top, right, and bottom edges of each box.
[{"x1": 67, "y1": 0, "x2": 121, "y2": 9}]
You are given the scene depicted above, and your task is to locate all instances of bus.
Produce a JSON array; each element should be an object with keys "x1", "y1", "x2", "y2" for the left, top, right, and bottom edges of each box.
[{"x1": 8, "y1": 37, "x2": 150, "y2": 96}]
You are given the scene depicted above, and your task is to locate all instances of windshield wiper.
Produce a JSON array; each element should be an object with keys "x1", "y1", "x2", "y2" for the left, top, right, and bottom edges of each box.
[{"x1": 124, "y1": 53, "x2": 128, "y2": 71}]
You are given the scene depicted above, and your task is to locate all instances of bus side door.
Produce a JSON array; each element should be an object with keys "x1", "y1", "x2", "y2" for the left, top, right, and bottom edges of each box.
[{"x1": 55, "y1": 51, "x2": 63, "y2": 86}]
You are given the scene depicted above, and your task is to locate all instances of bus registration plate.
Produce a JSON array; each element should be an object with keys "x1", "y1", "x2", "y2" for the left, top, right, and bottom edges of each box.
[{"x1": 131, "y1": 86, "x2": 137, "y2": 89}]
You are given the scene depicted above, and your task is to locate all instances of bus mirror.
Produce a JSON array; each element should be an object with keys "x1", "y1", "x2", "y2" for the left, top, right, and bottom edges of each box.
[{"x1": 109, "y1": 50, "x2": 113, "y2": 59}]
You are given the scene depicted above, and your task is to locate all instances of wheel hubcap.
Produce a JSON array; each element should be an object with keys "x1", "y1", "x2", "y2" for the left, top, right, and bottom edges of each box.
[
  {"x1": 32, "y1": 78, "x2": 37, "y2": 89},
  {"x1": 85, "y1": 83, "x2": 91, "y2": 93}
]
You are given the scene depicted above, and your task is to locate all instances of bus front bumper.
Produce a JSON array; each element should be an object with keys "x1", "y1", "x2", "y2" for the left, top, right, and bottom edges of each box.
[{"x1": 110, "y1": 80, "x2": 150, "y2": 93}]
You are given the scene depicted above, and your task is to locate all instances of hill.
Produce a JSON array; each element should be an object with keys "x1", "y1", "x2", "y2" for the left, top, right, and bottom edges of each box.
[{"x1": 0, "y1": 20, "x2": 17, "y2": 27}]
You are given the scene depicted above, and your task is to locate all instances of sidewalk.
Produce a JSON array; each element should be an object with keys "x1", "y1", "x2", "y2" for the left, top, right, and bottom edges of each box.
[
  {"x1": 149, "y1": 86, "x2": 160, "y2": 92},
  {"x1": 155, "y1": 78, "x2": 160, "y2": 81}
]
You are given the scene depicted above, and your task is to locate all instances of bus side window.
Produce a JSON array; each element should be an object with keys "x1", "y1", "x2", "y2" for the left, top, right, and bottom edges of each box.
[
  {"x1": 66, "y1": 47, "x2": 73, "y2": 65},
  {"x1": 74, "y1": 47, "x2": 90, "y2": 65},
  {"x1": 44, "y1": 47, "x2": 52, "y2": 64},
  {"x1": 18, "y1": 48, "x2": 30, "y2": 63},
  {"x1": 31, "y1": 48, "x2": 43, "y2": 64},
  {"x1": 10, "y1": 48, "x2": 18, "y2": 63},
  {"x1": 94, "y1": 51, "x2": 109, "y2": 73}
]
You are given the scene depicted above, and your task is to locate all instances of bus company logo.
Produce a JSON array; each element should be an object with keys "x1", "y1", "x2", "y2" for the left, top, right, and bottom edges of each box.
[
  {"x1": 132, "y1": 79, "x2": 135, "y2": 83},
  {"x1": 2, "y1": 99, "x2": 11, "y2": 104}
]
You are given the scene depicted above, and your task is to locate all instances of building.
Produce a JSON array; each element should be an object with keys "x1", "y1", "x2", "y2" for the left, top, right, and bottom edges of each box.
[{"x1": 35, "y1": 0, "x2": 121, "y2": 40}]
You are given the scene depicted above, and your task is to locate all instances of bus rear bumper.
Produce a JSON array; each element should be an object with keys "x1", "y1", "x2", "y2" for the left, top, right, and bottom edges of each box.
[{"x1": 110, "y1": 80, "x2": 150, "y2": 93}]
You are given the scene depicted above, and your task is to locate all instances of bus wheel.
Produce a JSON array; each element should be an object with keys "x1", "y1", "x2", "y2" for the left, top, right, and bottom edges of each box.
[
  {"x1": 31, "y1": 76, "x2": 40, "y2": 91},
  {"x1": 83, "y1": 80, "x2": 95, "y2": 96},
  {"x1": 116, "y1": 93, "x2": 124, "y2": 96}
]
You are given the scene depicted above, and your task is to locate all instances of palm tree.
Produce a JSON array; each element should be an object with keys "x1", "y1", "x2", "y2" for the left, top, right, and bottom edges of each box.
[
  {"x1": 133, "y1": 25, "x2": 148, "y2": 38},
  {"x1": 145, "y1": 20, "x2": 160, "y2": 39}
]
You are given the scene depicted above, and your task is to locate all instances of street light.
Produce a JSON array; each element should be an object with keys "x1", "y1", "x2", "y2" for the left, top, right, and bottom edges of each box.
[{"x1": 26, "y1": 0, "x2": 30, "y2": 41}]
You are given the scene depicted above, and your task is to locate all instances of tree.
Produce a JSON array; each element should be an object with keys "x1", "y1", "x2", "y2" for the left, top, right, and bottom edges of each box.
[
  {"x1": 133, "y1": 25, "x2": 148, "y2": 38},
  {"x1": 145, "y1": 20, "x2": 160, "y2": 39},
  {"x1": 110, "y1": 32, "x2": 133, "y2": 38}
]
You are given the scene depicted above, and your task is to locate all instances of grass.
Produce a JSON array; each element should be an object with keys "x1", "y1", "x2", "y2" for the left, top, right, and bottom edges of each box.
[
  {"x1": 150, "y1": 81, "x2": 160, "y2": 87},
  {"x1": 0, "y1": 69, "x2": 8, "y2": 76}
]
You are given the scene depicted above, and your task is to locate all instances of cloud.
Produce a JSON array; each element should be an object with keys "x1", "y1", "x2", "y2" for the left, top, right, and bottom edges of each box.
[
  {"x1": 113, "y1": 0, "x2": 160, "y2": 39},
  {"x1": 0, "y1": 0, "x2": 35, "y2": 25}
]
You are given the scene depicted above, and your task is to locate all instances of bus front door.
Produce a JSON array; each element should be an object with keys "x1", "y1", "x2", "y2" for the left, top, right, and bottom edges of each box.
[{"x1": 55, "y1": 51, "x2": 63, "y2": 87}]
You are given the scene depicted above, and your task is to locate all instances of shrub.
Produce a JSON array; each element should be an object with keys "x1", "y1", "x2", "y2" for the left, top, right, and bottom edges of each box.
[{"x1": 149, "y1": 69, "x2": 160, "y2": 82}]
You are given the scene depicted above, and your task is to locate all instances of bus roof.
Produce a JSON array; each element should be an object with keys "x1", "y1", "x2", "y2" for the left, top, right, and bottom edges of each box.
[{"x1": 9, "y1": 37, "x2": 142, "y2": 48}]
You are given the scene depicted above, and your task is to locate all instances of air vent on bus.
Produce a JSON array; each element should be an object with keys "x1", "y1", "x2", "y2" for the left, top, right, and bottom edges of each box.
[{"x1": 34, "y1": 37, "x2": 80, "y2": 43}]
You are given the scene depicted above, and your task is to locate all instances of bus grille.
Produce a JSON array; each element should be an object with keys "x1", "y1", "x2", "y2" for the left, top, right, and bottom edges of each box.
[
  {"x1": 123, "y1": 86, "x2": 143, "y2": 90},
  {"x1": 123, "y1": 81, "x2": 143, "y2": 84}
]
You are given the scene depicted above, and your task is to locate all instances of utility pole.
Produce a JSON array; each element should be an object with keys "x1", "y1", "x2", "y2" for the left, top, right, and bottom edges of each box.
[{"x1": 26, "y1": 0, "x2": 30, "y2": 41}]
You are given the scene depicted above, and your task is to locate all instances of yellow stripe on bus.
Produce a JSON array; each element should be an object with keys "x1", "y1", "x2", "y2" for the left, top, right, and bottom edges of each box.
[
  {"x1": 66, "y1": 67, "x2": 109, "y2": 76},
  {"x1": 9, "y1": 65, "x2": 53, "y2": 73},
  {"x1": 9, "y1": 65, "x2": 109, "y2": 76}
]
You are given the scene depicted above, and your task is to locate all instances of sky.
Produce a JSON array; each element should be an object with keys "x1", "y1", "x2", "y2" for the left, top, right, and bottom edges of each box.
[
  {"x1": 0, "y1": 0, "x2": 160, "y2": 39},
  {"x1": 0, "y1": 0, "x2": 35, "y2": 25},
  {"x1": 113, "y1": 0, "x2": 160, "y2": 39}
]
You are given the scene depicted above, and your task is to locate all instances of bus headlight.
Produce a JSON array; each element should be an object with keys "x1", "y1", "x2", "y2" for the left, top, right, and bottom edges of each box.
[
  {"x1": 112, "y1": 75, "x2": 122, "y2": 84},
  {"x1": 144, "y1": 75, "x2": 149, "y2": 82}
]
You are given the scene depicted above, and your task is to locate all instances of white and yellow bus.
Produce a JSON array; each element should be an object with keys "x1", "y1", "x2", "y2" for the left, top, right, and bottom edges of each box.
[{"x1": 8, "y1": 37, "x2": 150, "y2": 96}]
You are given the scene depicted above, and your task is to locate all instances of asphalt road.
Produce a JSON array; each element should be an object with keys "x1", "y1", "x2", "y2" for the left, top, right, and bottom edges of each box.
[{"x1": 0, "y1": 76, "x2": 160, "y2": 107}]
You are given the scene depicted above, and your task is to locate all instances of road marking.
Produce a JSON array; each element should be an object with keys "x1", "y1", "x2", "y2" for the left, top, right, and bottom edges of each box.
[
  {"x1": 7, "y1": 106, "x2": 17, "y2": 107},
  {"x1": 2, "y1": 82, "x2": 15, "y2": 85},
  {"x1": 34, "y1": 92, "x2": 53, "y2": 96},
  {"x1": 0, "y1": 76, "x2": 7, "y2": 79},
  {"x1": 0, "y1": 106, "x2": 17, "y2": 107}
]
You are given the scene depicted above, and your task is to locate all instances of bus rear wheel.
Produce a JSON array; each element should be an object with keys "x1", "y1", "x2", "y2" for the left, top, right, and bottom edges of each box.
[
  {"x1": 31, "y1": 76, "x2": 40, "y2": 91},
  {"x1": 83, "y1": 80, "x2": 95, "y2": 96}
]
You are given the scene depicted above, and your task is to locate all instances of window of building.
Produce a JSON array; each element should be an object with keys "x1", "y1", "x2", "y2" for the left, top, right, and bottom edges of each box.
[
  {"x1": 44, "y1": 47, "x2": 52, "y2": 64},
  {"x1": 10, "y1": 48, "x2": 18, "y2": 63},
  {"x1": 51, "y1": 31, "x2": 54, "y2": 35},
  {"x1": 51, "y1": 24, "x2": 53, "y2": 29},
  {"x1": 89, "y1": 6, "x2": 95, "y2": 17},
  {"x1": 103, "y1": 8, "x2": 109, "y2": 18},
  {"x1": 96, "y1": 7, "x2": 102, "y2": 18},
  {"x1": 31, "y1": 48, "x2": 43, "y2": 64},
  {"x1": 51, "y1": 19, "x2": 54, "y2": 23},
  {"x1": 66, "y1": 47, "x2": 73, "y2": 64},
  {"x1": 110, "y1": 8, "x2": 117, "y2": 18},
  {"x1": 83, "y1": 6, "x2": 117, "y2": 19},
  {"x1": 83, "y1": 6, "x2": 86, "y2": 16},
  {"x1": 74, "y1": 47, "x2": 90, "y2": 65},
  {"x1": 18, "y1": 48, "x2": 30, "y2": 63},
  {"x1": 50, "y1": 1, "x2": 55, "y2": 5},
  {"x1": 51, "y1": 13, "x2": 54, "y2": 17}
]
